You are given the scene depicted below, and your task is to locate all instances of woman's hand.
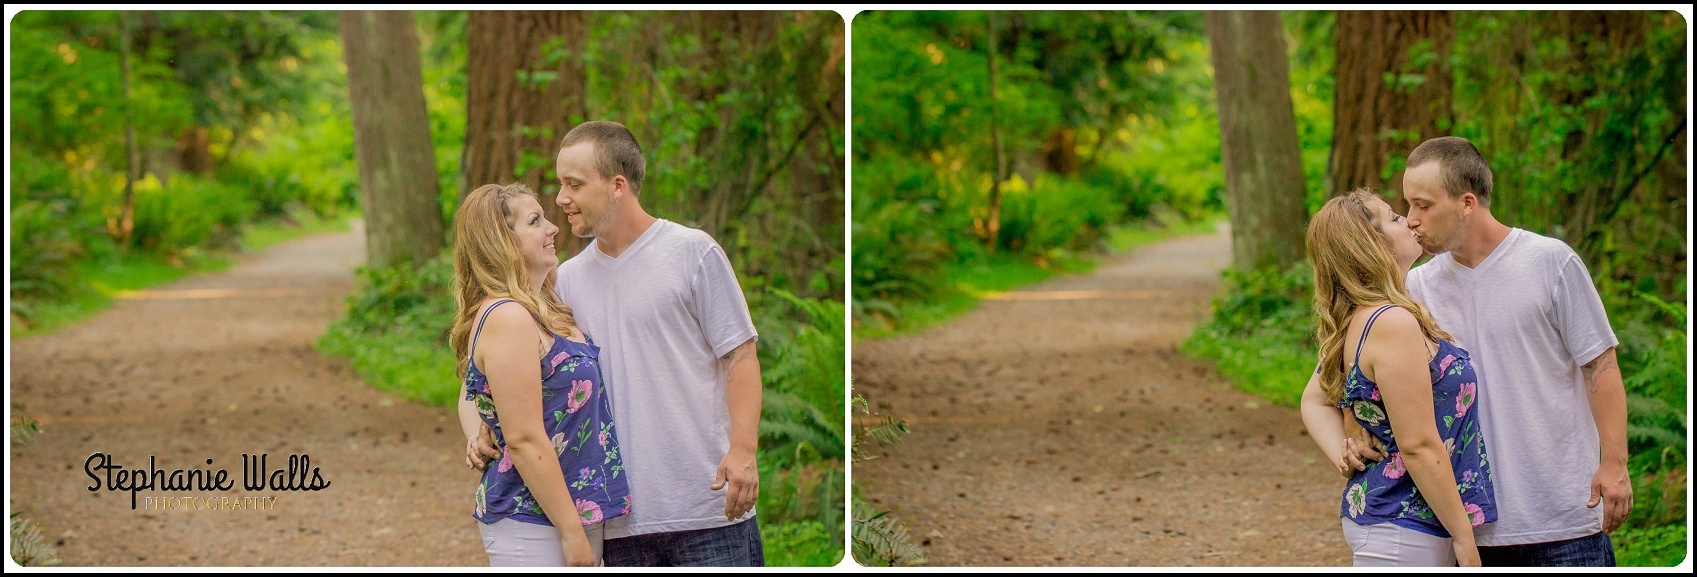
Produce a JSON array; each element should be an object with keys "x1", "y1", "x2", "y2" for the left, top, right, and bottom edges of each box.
[
  {"x1": 1453, "y1": 538, "x2": 1481, "y2": 567},
  {"x1": 560, "y1": 525, "x2": 597, "y2": 567}
]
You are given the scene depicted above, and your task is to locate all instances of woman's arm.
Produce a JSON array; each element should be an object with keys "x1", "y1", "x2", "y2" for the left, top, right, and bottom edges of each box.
[
  {"x1": 458, "y1": 382, "x2": 480, "y2": 470},
  {"x1": 1300, "y1": 361, "x2": 1384, "y2": 477},
  {"x1": 479, "y1": 303, "x2": 596, "y2": 566},
  {"x1": 1362, "y1": 308, "x2": 1480, "y2": 566},
  {"x1": 1298, "y1": 363, "x2": 1351, "y2": 477}
]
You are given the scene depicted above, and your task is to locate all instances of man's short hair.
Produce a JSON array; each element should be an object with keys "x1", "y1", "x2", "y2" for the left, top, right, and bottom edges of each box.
[
  {"x1": 1406, "y1": 136, "x2": 1493, "y2": 205},
  {"x1": 559, "y1": 121, "x2": 646, "y2": 196}
]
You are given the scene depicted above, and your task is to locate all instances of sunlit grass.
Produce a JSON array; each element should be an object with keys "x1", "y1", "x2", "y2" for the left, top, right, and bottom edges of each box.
[
  {"x1": 9, "y1": 209, "x2": 355, "y2": 339},
  {"x1": 855, "y1": 214, "x2": 1221, "y2": 341}
]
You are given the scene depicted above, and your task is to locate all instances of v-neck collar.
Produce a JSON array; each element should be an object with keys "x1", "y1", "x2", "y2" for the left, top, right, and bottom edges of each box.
[
  {"x1": 590, "y1": 218, "x2": 667, "y2": 269},
  {"x1": 1445, "y1": 227, "x2": 1520, "y2": 279}
]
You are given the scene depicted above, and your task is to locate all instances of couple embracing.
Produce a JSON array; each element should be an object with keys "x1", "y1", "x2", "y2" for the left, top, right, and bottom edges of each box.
[
  {"x1": 451, "y1": 122, "x2": 764, "y2": 566},
  {"x1": 1301, "y1": 136, "x2": 1631, "y2": 567}
]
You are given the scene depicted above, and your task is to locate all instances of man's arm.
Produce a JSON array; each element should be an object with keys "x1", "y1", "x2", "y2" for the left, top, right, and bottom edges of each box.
[
  {"x1": 711, "y1": 337, "x2": 762, "y2": 521},
  {"x1": 1583, "y1": 346, "x2": 1632, "y2": 532}
]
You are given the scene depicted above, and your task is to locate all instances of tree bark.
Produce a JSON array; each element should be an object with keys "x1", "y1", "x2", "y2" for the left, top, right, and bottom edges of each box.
[
  {"x1": 1207, "y1": 11, "x2": 1309, "y2": 272},
  {"x1": 119, "y1": 10, "x2": 140, "y2": 249},
  {"x1": 1043, "y1": 127, "x2": 1078, "y2": 176},
  {"x1": 340, "y1": 10, "x2": 445, "y2": 270},
  {"x1": 1330, "y1": 11, "x2": 1453, "y2": 212},
  {"x1": 464, "y1": 10, "x2": 588, "y2": 257},
  {"x1": 175, "y1": 126, "x2": 214, "y2": 174},
  {"x1": 985, "y1": 11, "x2": 1006, "y2": 251}
]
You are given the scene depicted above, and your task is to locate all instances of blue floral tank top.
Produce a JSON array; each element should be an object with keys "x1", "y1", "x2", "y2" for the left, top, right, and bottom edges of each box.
[
  {"x1": 1338, "y1": 304, "x2": 1497, "y2": 538},
  {"x1": 463, "y1": 299, "x2": 630, "y2": 527}
]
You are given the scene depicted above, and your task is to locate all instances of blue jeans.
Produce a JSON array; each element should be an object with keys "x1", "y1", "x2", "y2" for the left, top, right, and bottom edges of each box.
[
  {"x1": 603, "y1": 517, "x2": 764, "y2": 567},
  {"x1": 1479, "y1": 531, "x2": 1616, "y2": 567}
]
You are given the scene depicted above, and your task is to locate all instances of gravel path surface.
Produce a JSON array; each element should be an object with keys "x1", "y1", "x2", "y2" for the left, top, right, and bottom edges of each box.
[{"x1": 852, "y1": 226, "x2": 1352, "y2": 567}]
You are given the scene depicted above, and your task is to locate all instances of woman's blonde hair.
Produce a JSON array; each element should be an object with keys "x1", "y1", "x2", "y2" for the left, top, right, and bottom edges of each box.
[
  {"x1": 1306, "y1": 189, "x2": 1451, "y2": 405},
  {"x1": 449, "y1": 183, "x2": 576, "y2": 379}
]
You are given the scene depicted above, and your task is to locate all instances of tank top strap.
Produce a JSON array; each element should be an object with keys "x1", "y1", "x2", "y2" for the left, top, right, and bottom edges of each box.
[
  {"x1": 468, "y1": 298, "x2": 519, "y2": 364},
  {"x1": 1353, "y1": 304, "x2": 1400, "y2": 369}
]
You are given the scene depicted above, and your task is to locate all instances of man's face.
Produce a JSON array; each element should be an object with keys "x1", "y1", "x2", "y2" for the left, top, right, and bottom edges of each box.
[
  {"x1": 554, "y1": 142, "x2": 619, "y2": 239},
  {"x1": 1402, "y1": 161, "x2": 1467, "y2": 255}
]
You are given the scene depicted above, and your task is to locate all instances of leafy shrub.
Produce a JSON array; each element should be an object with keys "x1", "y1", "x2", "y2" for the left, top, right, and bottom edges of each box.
[
  {"x1": 1182, "y1": 261, "x2": 1317, "y2": 407},
  {"x1": 851, "y1": 193, "x2": 951, "y2": 325},
  {"x1": 127, "y1": 173, "x2": 257, "y2": 256},
  {"x1": 316, "y1": 253, "x2": 459, "y2": 406},
  {"x1": 9, "y1": 200, "x2": 86, "y2": 310},
  {"x1": 762, "y1": 520, "x2": 842, "y2": 567},
  {"x1": 994, "y1": 174, "x2": 1125, "y2": 255}
]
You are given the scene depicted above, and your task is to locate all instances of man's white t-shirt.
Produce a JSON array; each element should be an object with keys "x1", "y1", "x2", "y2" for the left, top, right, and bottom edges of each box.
[
  {"x1": 554, "y1": 219, "x2": 759, "y2": 538},
  {"x1": 1406, "y1": 227, "x2": 1618, "y2": 546}
]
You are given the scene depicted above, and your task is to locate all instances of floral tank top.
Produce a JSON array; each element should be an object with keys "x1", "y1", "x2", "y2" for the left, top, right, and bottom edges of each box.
[
  {"x1": 1338, "y1": 304, "x2": 1497, "y2": 538},
  {"x1": 464, "y1": 299, "x2": 630, "y2": 527}
]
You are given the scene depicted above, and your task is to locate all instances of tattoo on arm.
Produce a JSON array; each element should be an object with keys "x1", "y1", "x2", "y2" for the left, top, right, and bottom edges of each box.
[
  {"x1": 1581, "y1": 348, "x2": 1618, "y2": 394},
  {"x1": 720, "y1": 340, "x2": 757, "y2": 375}
]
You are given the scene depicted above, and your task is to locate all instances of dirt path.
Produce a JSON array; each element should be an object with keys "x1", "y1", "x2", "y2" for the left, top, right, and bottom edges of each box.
[
  {"x1": 8, "y1": 223, "x2": 485, "y2": 566},
  {"x1": 852, "y1": 226, "x2": 1352, "y2": 567}
]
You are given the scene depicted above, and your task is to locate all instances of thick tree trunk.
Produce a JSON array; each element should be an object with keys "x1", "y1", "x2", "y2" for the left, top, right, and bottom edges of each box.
[
  {"x1": 1330, "y1": 10, "x2": 1454, "y2": 212},
  {"x1": 464, "y1": 11, "x2": 588, "y2": 256},
  {"x1": 985, "y1": 11, "x2": 1006, "y2": 251},
  {"x1": 1207, "y1": 11, "x2": 1309, "y2": 272},
  {"x1": 340, "y1": 10, "x2": 445, "y2": 270}
]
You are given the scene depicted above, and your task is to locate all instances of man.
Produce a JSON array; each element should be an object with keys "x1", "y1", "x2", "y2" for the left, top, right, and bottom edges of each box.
[
  {"x1": 1312, "y1": 136, "x2": 1631, "y2": 566},
  {"x1": 472, "y1": 121, "x2": 764, "y2": 566}
]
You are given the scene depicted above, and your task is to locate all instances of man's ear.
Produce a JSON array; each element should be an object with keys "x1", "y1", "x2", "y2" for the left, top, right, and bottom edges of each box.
[
  {"x1": 1460, "y1": 192, "x2": 1478, "y2": 217},
  {"x1": 611, "y1": 174, "x2": 628, "y2": 199}
]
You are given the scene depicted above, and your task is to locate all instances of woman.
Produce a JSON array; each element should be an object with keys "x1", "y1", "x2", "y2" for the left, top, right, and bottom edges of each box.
[
  {"x1": 1299, "y1": 189, "x2": 1496, "y2": 566},
  {"x1": 451, "y1": 183, "x2": 630, "y2": 566}
]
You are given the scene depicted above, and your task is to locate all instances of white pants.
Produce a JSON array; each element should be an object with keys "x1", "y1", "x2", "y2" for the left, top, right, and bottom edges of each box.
[
  {"x1": 478, "y1": 518, "x2": 605, "y2": 567},
  {"x1": 1342, "y1": 517, "x2": 1455, "y2": 567}
]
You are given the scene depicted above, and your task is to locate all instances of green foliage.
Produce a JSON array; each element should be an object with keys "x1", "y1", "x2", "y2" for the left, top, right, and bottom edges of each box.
[
  {"x1": 1614, "y1": 522, "x2": 1689, "y2": 567},
  {"x1": 8, "y1": 10, "x2": 361, "y2": 333},
  {"x1": 573, "y1": 12, "x2": 844, "y2": 300},
  {"x1": 762, "y1": 520, "x2": 843, "y2": 567},
  {"x1": 748, "y1": 286, "x2": 846, "y2": 562},
  {"x1": 126, "y1": 172, "x2": 256, "y2": 255},
  {"x1": 1182, "y1": 261, "x2": 1317, "y2": 407},
  {"x1": 315, "y1": 253, "x2": 460, "y2": 406},
  {"x1": 852, "y1": 11, "x2": 1220, "y2": 331},
  {"x1": 8, "y1": 513, "x2": 60, "y2": 567},
  {"x1": 10, "y1": 413, "x2": 60, "y2": 566},
  {"x1": 849, "y1": 396, "x2": 926, "y2": 567}
]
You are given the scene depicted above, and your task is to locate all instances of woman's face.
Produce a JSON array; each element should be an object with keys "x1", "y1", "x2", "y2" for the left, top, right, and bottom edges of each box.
[
  {"x1": 506, "y1": 193, "x2": 560, "y2": 274},
  {"x1": 1367, "y1": 196, "x2": 1421, "y2": 270}
]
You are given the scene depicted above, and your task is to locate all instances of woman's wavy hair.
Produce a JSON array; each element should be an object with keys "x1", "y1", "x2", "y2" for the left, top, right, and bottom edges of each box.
[
  {"x1": 449, "y1": 183, "x2": 575, "y2": 379},
  {"x1": 1307, "y1": 189, "x2": 1451, "y2": 405}
]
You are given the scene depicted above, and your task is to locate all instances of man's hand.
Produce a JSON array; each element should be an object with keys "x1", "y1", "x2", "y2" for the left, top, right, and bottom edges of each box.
[
  {"x1": 710, "y1": 447, "x2": 758, "y2": 521},
  {"x1": 1337, "y1": 426, "x2": 1384, "y2": 476},
  {"x1": 464, "y1": 421, "x2": 501, "y2": 471},
  {"x1": 1589, "y1": 462, "x2": 1633, "y2": 532}
]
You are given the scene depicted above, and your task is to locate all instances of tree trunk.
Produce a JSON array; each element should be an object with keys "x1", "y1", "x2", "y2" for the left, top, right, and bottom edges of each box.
[
  {"x1": 985, "y1": 11, "x2": 1006, "y2": 251},
  {"x1": 340, "y1": 10, "x2": 445, "y2": 270},
  {"x1": 1043, "y1": 127, "x2": 1078, "y2": 176},
  {"x1": 1207, "y1": 11, "x2": 1309, "y2": 272},
  {"x1": 464, "y1": 10, "x2": 589, "y2": 257},
  {"x1": 175, "y1": 126, "x2": 214, "y2": 174},
  {"x1": 1330, "y1": 10, "x2": 1454, "y2": 212},
  {"x1": 118, "y1": 11, "x2": 140, "y2": 250}
]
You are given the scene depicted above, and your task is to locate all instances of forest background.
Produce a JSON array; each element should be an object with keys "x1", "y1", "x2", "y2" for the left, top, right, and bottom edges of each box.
[
  {"x1": 850, "y1": 10, "x2": 1686, "y2": 567},
  {"x1": 10, "y1": 10, "x2": 846, "y2": 566}
]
